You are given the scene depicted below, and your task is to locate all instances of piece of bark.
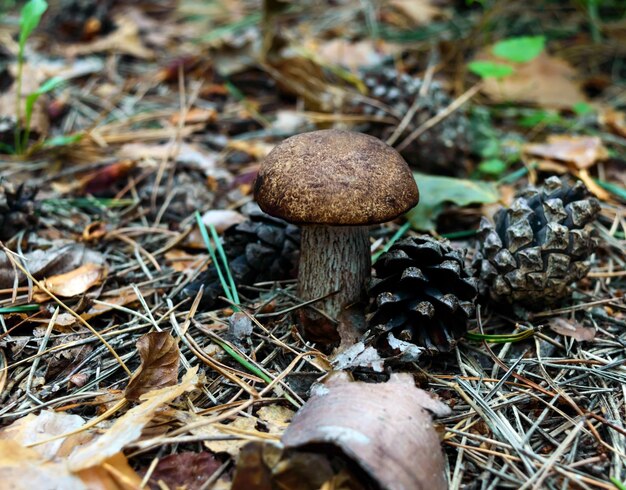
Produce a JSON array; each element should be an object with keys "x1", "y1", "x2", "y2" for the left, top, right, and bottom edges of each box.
[{"x1": 281, "y1": 372, "x2": 450, "y2": 490}]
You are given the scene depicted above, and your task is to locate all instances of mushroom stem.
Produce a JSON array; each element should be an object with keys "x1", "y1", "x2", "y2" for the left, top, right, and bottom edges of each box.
[{"x1": 298, "y1": 225, "x2": 370, "y2": 342}]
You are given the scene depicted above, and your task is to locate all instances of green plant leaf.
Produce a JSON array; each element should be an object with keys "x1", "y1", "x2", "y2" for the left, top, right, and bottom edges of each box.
[
  {"x1": 43, "y1": 133, "x2": 83, "y2": 148},
  {"x1": 22, "y1": 76, "x2": 64, "y2": 150},
  {"x1": 492, "y1": 35, "x2": 545, "y2": 63},
  {"x1": 19, "y1": 0, "x2": 48, "y2": 50},
  {"x1": 468, "y1": 61, "x2": 514, "y2": 79},
  {"x1": 518, "y1": 109, "x2": 562, "y2": 127},
  {"x1": 478, "y1": 158, "x2": 507, "y2": 176},
  {"x1": 406, "y1": 173, "x2": 499, "y2": 231},
  {"x1": 572, "y1": 101, "x2": 593, "y2": 115}
]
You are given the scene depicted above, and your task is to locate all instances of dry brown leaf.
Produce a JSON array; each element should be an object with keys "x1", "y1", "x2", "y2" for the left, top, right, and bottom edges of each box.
[
  {"x1": 165, "y1": 249, "x2": 207, "y2": 272},
  {"x1": 0, "y1": 410, "x2": 85, "y2": 461},
  {"x1": 65, "y1": 16, "x2": 154, "y2": 59},
  {"x1": 388, "y1": 0, "x2": 443, "y2": 26},
  {"x1": 0, "y1": 244, "x2": 104, "y2": 289},
  {"x1": 201, "y1": 209, "x2": 246, "y2": 232},
  {"x1": 68, "y1": 367, "x2": 198, "y2": 471},
  {"x1": 124, "y1": 332, "x2": 180, "y2": 401},
  {"x1": 201, "y1": 416, "x2": 263, "y2": 456},
  {"x1": 170, "y1": 107, "x2": 218, "y2": 125},
  {"x1": 476, "y1": 51, "x2": 587, "y2": 109},
  {"x1": 145, "y1": 452, "x2": 221, "y2": 490},
  {"x1": 599, "y1": 108, "x2": 626, "y2": 138},
  {"x1": 523, "y1": 135, "x2": 608, "y2": 169},
  {"x1": 307, "y1": 38, "x2": 400, "y2": 71},
  {"x1": 281, "y1": 373, "x2": 451, "y2": 490},
  {"x1": 76, "y1": 453, "x2": 143, "y2": 490},
  {"x1": 257, "y1": 405, "x2": 295, "y2": 435},
  {"x1": 0, "y1": 440, "x2": 86, "y2": 490},
  {"x1": 549, "y1": 317, "x2": 596, "y2": 341},
  {"x1": 36, "y1": 262, "x2": 106, "y2": 299}
]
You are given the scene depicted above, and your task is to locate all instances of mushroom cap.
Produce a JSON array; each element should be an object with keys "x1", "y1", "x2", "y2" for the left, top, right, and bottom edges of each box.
[{"x1": 254, "y1": 129, "x2": 419, "y2": 225}]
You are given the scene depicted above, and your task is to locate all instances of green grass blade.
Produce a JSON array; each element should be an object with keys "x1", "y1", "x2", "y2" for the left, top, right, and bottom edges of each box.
[
  {"x1": 372, "y1": 221, "x2": 411, "y2": 263},
  {"x1": 209, "y1": 223, "x2": 240, "y2": 305},
  {"x1": 194, "y1": 211, "x2": 235, "y2": 305},
  {"x1": 465, "y1": 329, "x2": 535, "y2": 343},
  {"x1": 0, "y1": 304, "x2": 39, "y2": 313}
]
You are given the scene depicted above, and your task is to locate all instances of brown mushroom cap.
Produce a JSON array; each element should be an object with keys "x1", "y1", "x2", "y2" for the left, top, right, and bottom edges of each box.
[{"x1": 254, "y1": 129, "x2": 419, "y2": 225}]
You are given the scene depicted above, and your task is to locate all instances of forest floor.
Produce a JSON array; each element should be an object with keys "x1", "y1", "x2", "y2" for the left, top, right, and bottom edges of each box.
[{"x1": 0, "y1": 1, "x2": 625, "y2": 489}]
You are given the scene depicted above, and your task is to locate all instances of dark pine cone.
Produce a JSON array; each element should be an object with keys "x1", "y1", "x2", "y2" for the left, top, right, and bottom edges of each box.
[
  {"x1": 368, "y1": 235, "x2": 477, "y2": 352},
  {"x1": 183, "y1": 209, "x2": 300, "y2": 308},
  {"x1": 350, "y1": 66, "x2": 471, "y2": 175},
  {"x1": 474, "y1": 176, "x2": 601, "y2": 310},
  {"x1": 0, "y1": 181, "x2": 38, "y2": 240}
]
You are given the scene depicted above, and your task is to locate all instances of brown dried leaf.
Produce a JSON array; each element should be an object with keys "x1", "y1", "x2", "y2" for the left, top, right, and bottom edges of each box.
[
  {"x1": 170, "y1": 107, "x2": 217, "y2": 125},
  {"x1": 476, "y1": 51, "x2": 587, "y2": 109},
  {"x1": 145, "y1": 452, "x2": 221, "y2": 490},
  {"x1": 0, "y1": 440, "x2": 86, "y2": 490},
  {"x1": 387, "y1": 0, "x2": 443, "y2": 26},
  {"x1": 0, "y1": 410, "x2": 85, "y2": 461},
  {"x1": 0, "y1": 244, "x2": 104, "y2": 289},
  {"x1": 281, "y1": 373, "x2": 451, "y2": 490},
  {"x1": 256, "y1": 405, "x2": 295, "y2": 435},
  {"x1": 124, "y1": 332, "x2": 180, "y2": 401},
  {"x1": 76, "y1": 453, "x2": 142, "y2": 490},
  {"x1": 201, "y1": 416, "x2": 264, "y2": 456},
  {"x1": 65, "y1": 16, "x2": 154, "y2": 59},
  {"x1": 599, "y1": 108, "x2": 626, "y2": 138},
  {"x1": 523, "y1": 135, "x2": 609, "y2": 169},
  {"x1": 36, "y1": 263, "x2": 106, "y2": 299},
  {"x1": 68, "y1": 367, "x2": 198, "y2": 471},
  {"x1": 307, "y1": 38, "x2": 400, "y2": 71},
  {"x1": 201, "y1": 209, "x2": 246, "y2": 232},
  {"x1": 549, "y1": 317, "x2": 596, "y2": 341}
]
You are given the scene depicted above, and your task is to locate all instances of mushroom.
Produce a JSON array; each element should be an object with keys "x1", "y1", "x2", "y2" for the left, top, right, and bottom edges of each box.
[{"x1": 254, "y1": 129, "x2": 419, "y2": 343}]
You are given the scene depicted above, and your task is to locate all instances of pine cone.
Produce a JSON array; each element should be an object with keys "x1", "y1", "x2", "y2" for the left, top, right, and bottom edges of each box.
[
  {"x1": 183, "y1": 209, "x2": 300, "y2": 308},
  {"x1": 0, "y1": 181, "x2": 38, "y2": 240},
  {"x1": 349, "y1": 67, "x2": 471, "y2": 175},
  {"x1": 474, "y1": 176, "x2": 600, "y2": 309},
  {"x1": 368, "y1": 235, "x2": 477, "y2": 352}
]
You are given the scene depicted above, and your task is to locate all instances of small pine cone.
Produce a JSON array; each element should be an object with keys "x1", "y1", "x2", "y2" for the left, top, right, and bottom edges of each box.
[
  {"x1": 474, "y1": 176, "x2": 601, "y2": 310},
  {"x1": 184, "y1": 209, "x2": 300, "y2": 308},
  {"x1": 0, "y1": 181, "x2": 38, "y2": 240},
  {"x1": 350, "y1": 67, "x2": 471, "y2": 175},
  {"x1": 368, "y1": 236, "x2": 478, "y2": 352}
]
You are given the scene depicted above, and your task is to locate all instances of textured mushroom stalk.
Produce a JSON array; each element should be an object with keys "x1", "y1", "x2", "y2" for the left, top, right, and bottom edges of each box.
[{"x1": 298, "y1": 225, "x2": 370, "y2": 342}]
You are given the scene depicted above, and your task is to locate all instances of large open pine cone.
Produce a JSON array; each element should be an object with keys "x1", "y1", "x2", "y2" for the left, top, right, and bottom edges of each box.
[
  {"x1": 349, "y1": 66, "x2": 471, "y2": 175},
  {"x1": 0, "y1": 181, "x2": 38, "y2": 240},
  {"x1": 474, "y1": 176, "x2": 600, "y2": 309},
  {"x1": 368, "y1": 235, "x2": 477, "y2": 352},
  {"x1": 184, "y1": 209, "x2": 300, "y2": 308}
]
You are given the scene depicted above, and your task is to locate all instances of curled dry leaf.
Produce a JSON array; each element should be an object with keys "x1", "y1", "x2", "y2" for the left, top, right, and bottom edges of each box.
[
  {"x1": 65, "y1": 16, "x2": 155, "y2": 59},
  {"x1": 0, "y1": 244, "x2": 104, "y2": 288},
  {"x1": 0, "y1": 440, "x2": 86, "y2": 490},
  {"x1": 475, "y1": 51, "x2": 586, "y2": 109},
  {"x1": 0, "y1": 410, "x2": 85, "y2": 461},
  {"x1": 331, "y1": 341, "x2": 384, "y2": 372},
  {"x1": 523, "y1": 135, "x2": 609, "y2": 170},
  {"x1": 124, "y1": 332, "x2": 180, "y2": 401},
  {"x1": 549, "y1": 317, "x2": 596, "y2": 341},
  {"x1": 599, "y1": 108, "x2": 626, "y2": 138},
  {"x1": 0, "y1": 413, "x2": 142, "y2": 490},
  {"x1": 68, "y1": 367, "x2": 198, "y2": 471},
  {"x1": 201, "y1": 209, "x2": 246, "y2": 233},
  {"x1": 282, "y1": 373, "x2": 451, "y2": 490},
  {"x1": 144, "y1": 452, "x2": 221, "y2": 490},
  {"x1": 35, "y1": 262, "x2": 106, "y2": 300}
]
